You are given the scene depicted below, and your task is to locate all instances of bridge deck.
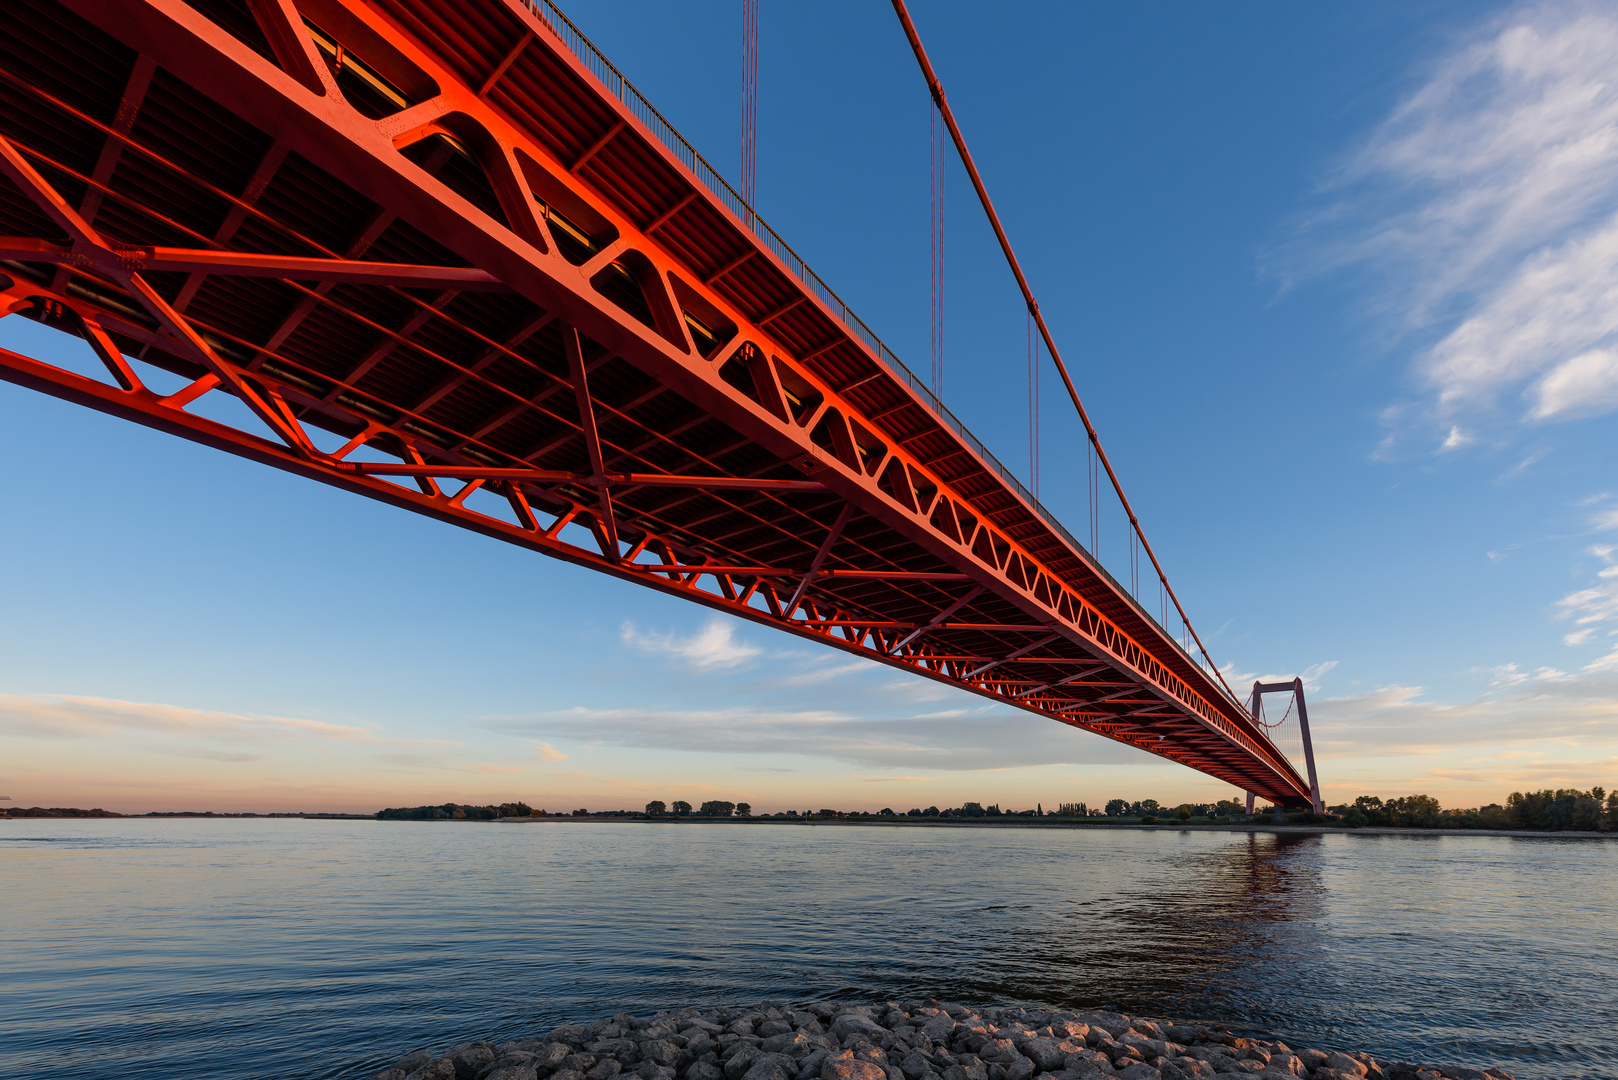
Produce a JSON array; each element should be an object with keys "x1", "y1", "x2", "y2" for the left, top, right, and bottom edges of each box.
[{"x1": 0, "y1": 0, "x2": 1313, "y2": 805}]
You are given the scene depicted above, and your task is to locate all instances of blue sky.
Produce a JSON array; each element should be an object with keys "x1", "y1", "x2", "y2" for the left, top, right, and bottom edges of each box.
[{"x1": 4, "y1": 0, "x2": 1617, "y2": 812}]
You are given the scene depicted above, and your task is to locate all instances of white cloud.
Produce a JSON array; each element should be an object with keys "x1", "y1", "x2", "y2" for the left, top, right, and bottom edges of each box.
[
  {"x1": 1220, "y1": 658, "x2": 1338, "y2": 694},
  {"x1": 530, "y1": 741, "x2": 567, "y2": 764},
  {"x1": 1288, "y1": 3, "x2": 1618, "y2": 435},
  {"x1": 1555, "y1": 544, "x2": 1618, "y2": 630},
  {"x1": 620, "y1": 617, "x2": 761, "y2": 670},
  {"x1": 0, "y1": 693, "x2": 384, "y2": 743},
  {"x1": 482, "y1": 703, "x2": 1155, "y2": 772}
]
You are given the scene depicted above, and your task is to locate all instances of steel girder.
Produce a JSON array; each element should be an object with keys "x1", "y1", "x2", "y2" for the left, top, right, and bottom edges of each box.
[{"x1": 0, "y1": 0, "x2": 1313, "y2": 805}]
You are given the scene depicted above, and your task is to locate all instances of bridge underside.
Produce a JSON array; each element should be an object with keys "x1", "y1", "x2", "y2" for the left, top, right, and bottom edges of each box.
[{"x1": 0, "y1": 0, "x2": 1313, "y2": 806}]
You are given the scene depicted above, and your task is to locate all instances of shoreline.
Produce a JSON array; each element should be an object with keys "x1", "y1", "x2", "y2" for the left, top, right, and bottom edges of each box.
[
  {"x1": 489, "y1": 817, "x2": 1617, "y2": 840},
  {"x1": 7, "y1": 813, "x2": 1612, "y2": 840},
  {"x1": 370, "y1": 1000, "x2": 1513, "y2": 1080}
]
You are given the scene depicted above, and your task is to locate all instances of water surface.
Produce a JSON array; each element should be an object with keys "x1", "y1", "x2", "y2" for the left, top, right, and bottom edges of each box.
[{"x1": 3, "y1": 820, "x2": 1613, "y2": 1079}]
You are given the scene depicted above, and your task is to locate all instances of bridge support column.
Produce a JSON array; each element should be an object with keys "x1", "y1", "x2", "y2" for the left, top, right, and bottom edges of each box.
[{"x1": 1249, "y1": 677, "x2": 1324, "y2": 814}]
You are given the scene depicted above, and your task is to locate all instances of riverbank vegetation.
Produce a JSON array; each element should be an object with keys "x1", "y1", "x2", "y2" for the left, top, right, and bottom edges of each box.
[{"x1": 1331, "y1": 788, "x2": 1616, "y2": 831}]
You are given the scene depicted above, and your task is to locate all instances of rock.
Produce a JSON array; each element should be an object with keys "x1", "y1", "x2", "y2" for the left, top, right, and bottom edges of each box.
[
  {"x1": 977, "y1": 1040, "x2": 1022, "y2": 1065},
  {"x1": 1324, "y1": 1055, "x2": 1368, "y2": 1079},
  {"x1": 743, "y1": 1055, "x2": 798, "y2": 1080},
  {"x1": 1022, "y1": 1040, "x2": 1072, "y2": 1072},
  {"x1": 824, "y1": 1059, "x2": 889, "y2": 1080},
  {"x1": 586, "y1": 1062, "x2": 623, "y2": 1080},
  {"x1": 449, "y1": 1045, "x2": 500, "y2": 1080},
  {"x1": 1114, "y1": 1067, "x2": 1159, "y2": 1080},
  {"x1": 392, "y1": 1051, "x2": 437, "y2": 1074},
  {"x1": 835, "y1": 1016, "x2": 890, "y2": 1045},
  {"x1": 921, "y1": 1017, "x2": 956, "y2": 1044},
  {"x1": 407, "y1": 1061, "x2": 459, "y2": 1080},
  {"x1": 566, "y1": 1057, "x2": 600, "y2": 1074},
  {"x1": 637, "y1": 1066, "x2": 676, "y2": 1080},
  {"x1": 686, "y1": 1064, "x2": 724, "y2": 1080},
  {"x1": 988, "y1": 1059, "x2": 1035, "y2": 1080},
  {"x1": 763, "y1": 1034, "x2": 812, "y2": 1058},
  {"x1": 726, "y1": 1050, "x2": 767, "y2": 1080},
  {"x1": 642, "y1": 1042, "x2": 683, "y2": 1067},
  {"x1": 941, "y1": 1063, "x2": 989, "y2": 1080},
  {"x1": 484, "y1": 1069, "x2": 539, "y2": 1080},
  {"x1": 759, "y1": 1022, "x2": 795, "y2": 1038},
  {"x1": 797, "y1": 1051, "x2": 832, "y2": 1080},
  {"x1": 593, "y1": 1041, "x2": 642, "y2": 1065}
]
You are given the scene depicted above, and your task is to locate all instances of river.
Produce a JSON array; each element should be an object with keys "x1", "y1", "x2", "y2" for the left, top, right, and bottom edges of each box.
[{"x1": 2, "y1": 820, "x2": 1613, "y2": 1079}]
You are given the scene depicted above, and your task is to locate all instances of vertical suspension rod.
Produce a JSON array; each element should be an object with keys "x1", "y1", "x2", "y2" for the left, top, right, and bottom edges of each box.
[{"x1": 887, "y1": 0, "x2": 1238, "y2": 704}]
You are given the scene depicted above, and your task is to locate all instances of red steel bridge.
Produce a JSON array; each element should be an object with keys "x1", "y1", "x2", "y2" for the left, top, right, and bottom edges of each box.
[{"x1": 0, "y1": 0, "x2": 1320, "y2": 808}]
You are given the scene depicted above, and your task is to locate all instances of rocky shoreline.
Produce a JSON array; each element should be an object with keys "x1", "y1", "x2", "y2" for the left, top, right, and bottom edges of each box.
[{"x1": 369, "y1": 1002, "x2": 1513, "y2": 1080}]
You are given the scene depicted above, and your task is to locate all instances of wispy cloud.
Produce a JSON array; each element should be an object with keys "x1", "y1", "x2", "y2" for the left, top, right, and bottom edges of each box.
[
  {"x1": 620, "y1": 618, "x2": 761, "y2": 670},
  {"x1": 1555, "y1": 544, "x2": 1618, "y2": 633},
  {"x1": 0, "y1": 693, "x2": 385, "y2": 744},
  {"x1": 1284, "y1": 2, "x2": 1618, "y2": 439},
  {"x1": 481, "y1": 704, "x2": 1154, "y2": 772}
]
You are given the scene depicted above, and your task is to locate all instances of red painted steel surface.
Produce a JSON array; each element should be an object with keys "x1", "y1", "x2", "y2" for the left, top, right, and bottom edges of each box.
[{"x1": 0, "y1": 0, "x2": 1314, "y2": 806}]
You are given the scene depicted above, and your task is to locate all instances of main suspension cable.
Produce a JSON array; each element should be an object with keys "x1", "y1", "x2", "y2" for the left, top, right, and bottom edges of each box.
[{"x1": 887, "y1": 0, "x2": 1238, "y2": 703}]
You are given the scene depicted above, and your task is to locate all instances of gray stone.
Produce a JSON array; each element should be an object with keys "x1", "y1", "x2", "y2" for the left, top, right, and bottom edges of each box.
[
  {"x1": 901, "y1": 1052, "x2": 939, "y2": 1080},
  {"x1": 743, "y1": 1055, "x2": 797, "y2": 1080},
  {"x1": 394, "y1": 1051, "x2": 437, "y2": 1074},
  {"x1": 1324, "y1": 1056, "x2": 1368, "y2": 1079},
  {"x1": 686, "y1": 1064, "x2": 725, "y2": 1080},
  {"x1": 763, "y1": 1034, "x2": 812, "y2": 1058},
  {"x1": 406, "y1": 1061, "x2": 459, "y2": 1080},
  {"x1": 586, "y1": 1061, "x2": 623, "y2": 1080},
  {"x1": 484, "y1": 1069, "x2": 539, "y2": 1080},
  {"x1": 450, "y1": 1044, "x2": 499, "y2": 1080},
  {"x1": 726, "y1": 1048, "x2": 766, "y2": 1080},
  {"x1": 823, "y1": 1060, "x2": 889, "y2": 1080},
  {"x1": 1078, "y1": 1017, "x2": 1130, "y2": 1041},
  {"x1": 1022, "y1": 1041, "x2": 1073, "y2": 1072},
  {"x1": 834, "y1": 1016, "x2": 890, "y2": 1045},
  {"x1": 759, "y1": 1022, "x2": 795, "y2": 1038},
  {"x1": 797, "y1": 1051, "x2": 832, "y2": 1080},
  {"x1": 1114, "y1": 1067, "x2": 1159, "y2": 1080},
  {"x1": 593, "y1": 1041, "x2": 642, "y2": 1064},
  {"x1": 566, "y1": 1057, "x2": 600, "y2": 1073},
  {"x1": 988, "y1": 1058, "x2": 1035, "y2": 1080},
  {"x1": 643, "y1": 1042, "x2": 683, "y2": 1067},
  {"x1": 921, "y1": 1017, "x2": 956, "y2": 1045},
  {"x1": 373, "y1": 1070, "x2": 408, "y2": 1080},
  {"x1": 942, "y1": 1064, "x2": 989, "y2": 1080},
  {"x1": 635, "y1": 1065, "x2": 675, "y2": 1080}
]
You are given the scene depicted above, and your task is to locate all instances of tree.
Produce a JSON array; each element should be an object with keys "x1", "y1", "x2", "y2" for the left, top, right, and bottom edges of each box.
[
  {"x1": 1177, "y1": 805, "x2": 1192, "y2": 821},
  {"x1": 699, "y1": 800, "x2": 735, "y2": 817},
  {"x1": 958, "y1": 801, "x2": 985, "y2": 817},
  {"x1": 736, "y1": 802, "x2": 752, "y2": 817},
  {"x1": 645, "y1": 800, "x2": 666, "y2": 817},
  {"x1": 571, "y1": 808, "x2": 588, "y2": 816},
  {"x1": 672, "y1": 800, "x2": 691, "y2": 816},
  {"x1": 878, "y1": 807, "x2": 895, "y2": 816},
  {"x1": 1105, "y1": 798, "x2": 1129, "y2": 817}
]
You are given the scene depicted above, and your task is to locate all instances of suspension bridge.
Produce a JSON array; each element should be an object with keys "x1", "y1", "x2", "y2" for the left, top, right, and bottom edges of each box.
[{"x1": 0, "y1": 0, "x2": 1322, "y2": 809}]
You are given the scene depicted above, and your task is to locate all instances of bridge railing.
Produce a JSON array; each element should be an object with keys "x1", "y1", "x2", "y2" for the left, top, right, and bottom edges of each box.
[{"x1": 525, "y1": 0, "x2": 1248, "y2": 711}]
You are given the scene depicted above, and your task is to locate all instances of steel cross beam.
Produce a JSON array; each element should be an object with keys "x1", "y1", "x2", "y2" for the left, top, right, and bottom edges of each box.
[{"x1": 0, "y1": 0, "x2": 1314, "y2": 805}]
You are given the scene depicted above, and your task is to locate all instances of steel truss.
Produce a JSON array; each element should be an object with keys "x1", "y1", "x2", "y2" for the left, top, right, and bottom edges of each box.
[{"x1": 0, "y1": 0, "x2": 1314, "y2": 805}]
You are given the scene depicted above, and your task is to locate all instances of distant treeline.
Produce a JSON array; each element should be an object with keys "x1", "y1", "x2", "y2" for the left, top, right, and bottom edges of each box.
[
  {"x1": 1, "y1": 806, "x2": 122, "y2": 817},
  {"x1": 1333, "y1": 788, "x2": 1617, "y2": 831},
  {"x1": 375, "y1": 802, "x2": 534, "y2": 820}
]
